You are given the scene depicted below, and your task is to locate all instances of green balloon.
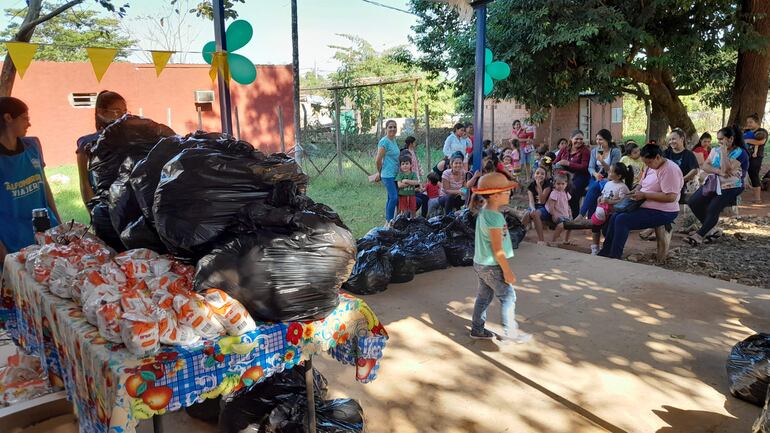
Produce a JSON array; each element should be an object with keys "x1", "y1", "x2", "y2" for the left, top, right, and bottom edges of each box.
[
  {"x1": 202, "y1": 41, "x2": 216, "y2": 64},
  {"x1": 229, "y1": 53, "x2": 257, "y2": 84},
  {"x1": 226, "y1": 20, "x2": 253, "y2": 52},
  {"x1": 484, "y1": 73, "x2": 494, "y2": 96},
  {"x1": 485, "y1": 48, "x2": 493, "y2": 66},
  {"x1": 487, "y1": 61, "x2": 510, "y2": 80}
]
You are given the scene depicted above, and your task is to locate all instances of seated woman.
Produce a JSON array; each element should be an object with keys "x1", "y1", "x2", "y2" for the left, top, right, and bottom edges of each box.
[
  {"x1": 598, "y1": 144, "x2": 683, "y2": 259},
  {"x1": 576, "y1": 128, "x2": 621, "y2": 221},
  {"x1": 521, "y1": 167, "x2": 552, "y2": 244},
  {"x1": 439, "y1": 153, "x2": 468, "y2": 215},
  {"x1": 685, "y1": 125, "x2": 749, "y2": 245}
]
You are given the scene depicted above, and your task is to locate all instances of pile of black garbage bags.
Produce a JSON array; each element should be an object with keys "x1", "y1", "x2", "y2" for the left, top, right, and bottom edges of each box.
[
  {"x1": 86, "y1": 115, "x2": 356, "y2": 323},
  {"x1": 726, "y1": 334, "x2": 770, "y2": 432},
  {"x1": 185, "y1": 366, "x2": 364, "y2": 433},
  {"x1": 343, "y1": 209, "x2": 526, "y2": 295}
]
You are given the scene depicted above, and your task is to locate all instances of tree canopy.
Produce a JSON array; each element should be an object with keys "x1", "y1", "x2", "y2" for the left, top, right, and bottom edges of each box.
[
  {"x1": 0, "y1": 5, "x2": 136, "y2": 62},
  {"x1": 409, "y1": 0, "x2": 768, "y2": 141}
]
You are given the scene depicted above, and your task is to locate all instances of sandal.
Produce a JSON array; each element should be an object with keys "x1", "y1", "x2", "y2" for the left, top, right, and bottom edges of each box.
[
  {"x1": 704, "y1": 228, "x2": 723, "y2": 244},
  {"x1": 684, "y1": 234, "x2": 703, "y2": 246},
  {"x1": 639, "y1": 229, "x2": 656, "y2": 241}
]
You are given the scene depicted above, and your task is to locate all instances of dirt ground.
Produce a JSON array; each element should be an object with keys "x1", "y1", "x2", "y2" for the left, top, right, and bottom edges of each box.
[{"x1": 512, "y1": 188, "x2": 770, "y2": 289}]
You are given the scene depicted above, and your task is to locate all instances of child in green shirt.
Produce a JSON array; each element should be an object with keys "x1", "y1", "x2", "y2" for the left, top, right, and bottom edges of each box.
[
  {"x1": 395, "y1": 155, "x2": 420, "y2": 218},
  {"x1": 470, "y1": 172, "x2": 532, "y2": 343}
]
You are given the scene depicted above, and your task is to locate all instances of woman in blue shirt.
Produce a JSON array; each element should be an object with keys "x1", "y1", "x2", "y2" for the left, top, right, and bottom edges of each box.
[
  {"x1": 0, "y1": 97, "x2": 60, "y2": 263},
  {"x1": 375, "y1": 119, "x2": 401, "y2": 223}
]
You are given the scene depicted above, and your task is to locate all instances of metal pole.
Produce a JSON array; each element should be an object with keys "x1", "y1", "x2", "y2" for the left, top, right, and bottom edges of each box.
[
  {"x1": 413, "y1": 79, "x2": 418, "y2": 132},
  {"x1": 472, "y1": 1, "x2": 491, "y2": 173},
  {"x1": 334, "y1": 89, "x2": 343, "y2": 177},
  {"x1": 305, "y1": 358, "x2": 318, "y2": 433},
  {"x1": 166, "y1": 107, "x2": 172, "y2": 128},
  {"x1": 291, "y1": 0, "x2": 301, "y2": 153},
  {"x1": 213, "y1": 0, "x2": 233, "y2": 135},
  {"x1": 490, "y1": 101, "x2": 495, "y2": 144},
  {"x1": 278, "y1": 105, "x2": 286, "y2": 153},
  {"x1": 234, "y1": 104, "x2": 241, "y2": 140},
  {"x1": 197, "y1": 106, "x2": 203, "y2": 130},
  {"x1": 425, "y1": 104, "x2": 431, "y2": 175},
  {"x1": 377, "y1": 85, "x2": 384, "y2": 137}
]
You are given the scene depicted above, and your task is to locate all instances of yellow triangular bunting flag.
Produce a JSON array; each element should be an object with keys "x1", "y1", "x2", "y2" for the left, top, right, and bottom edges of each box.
[
  {"x1": 5, "y1": 42, "x2": 38, "y2": 78},
  {"x1": 209, "y1": 52, "x2": 231, "y2": 84},
  {"x1": 86, "y1": 47, "x2": 118, "y2": 82},
  {"x1": 150, "y1": 50, "x2": 173, "y2": 77}
]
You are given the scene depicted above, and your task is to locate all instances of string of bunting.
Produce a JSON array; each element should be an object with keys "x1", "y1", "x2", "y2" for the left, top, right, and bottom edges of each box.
[{"x1": 1, "y1": 40, "x2": 233, "y2": 83}]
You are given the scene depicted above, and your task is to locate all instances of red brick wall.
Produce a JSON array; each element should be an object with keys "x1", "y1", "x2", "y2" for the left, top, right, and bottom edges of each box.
[
  {"x1": 3, "y1": 61, "x2": 295, "y2": 166},
  {"x1": 484, "y1": 97, "x2": 624, "y2": 150}
]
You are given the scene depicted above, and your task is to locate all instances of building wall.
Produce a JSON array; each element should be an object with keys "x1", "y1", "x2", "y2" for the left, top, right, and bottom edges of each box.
[
  {"x1": 483, "y1": 97, "x2": 623, "y2": 149},
  {"x1": 3, "y1": 61, "x2": 295, "y2": 166}
]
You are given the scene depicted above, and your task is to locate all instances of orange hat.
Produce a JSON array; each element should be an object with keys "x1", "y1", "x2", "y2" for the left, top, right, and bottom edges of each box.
[{"x1": 472, "y1": 172, "x2": 518, "y2": 194}]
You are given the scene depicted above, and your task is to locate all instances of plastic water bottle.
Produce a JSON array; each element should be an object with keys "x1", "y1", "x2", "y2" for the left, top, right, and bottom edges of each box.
[{"x1": 32, "y1": 208, "x2": 51, "y2": 245}]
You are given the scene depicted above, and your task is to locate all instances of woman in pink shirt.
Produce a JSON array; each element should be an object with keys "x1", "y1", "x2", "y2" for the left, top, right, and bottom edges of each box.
[{"x1": 598, "y1": 144, "x2": 682, "y2": 259}]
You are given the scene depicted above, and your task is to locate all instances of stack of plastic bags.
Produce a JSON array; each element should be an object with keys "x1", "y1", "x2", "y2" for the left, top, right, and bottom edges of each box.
[
  {"x1": 0, "y1": 349, "x2": 49, "y2": 407},
  {"x1": 18, "y1": 226, "x2": 258, "y2": 356},
  {"x1": 344, "y1": 209, "x2": 526, "y2": 295}
]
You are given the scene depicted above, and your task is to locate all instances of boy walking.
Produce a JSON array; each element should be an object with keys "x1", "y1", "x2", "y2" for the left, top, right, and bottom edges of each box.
[
  {"x1": 470, "y1": 172, "x2": 532, "y2": 343},
  {"x1": 395, "y1": 155, "x2": 420, "y2": 218}
]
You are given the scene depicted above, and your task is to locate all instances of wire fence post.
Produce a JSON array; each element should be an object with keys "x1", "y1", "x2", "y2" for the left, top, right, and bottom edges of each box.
[
  {"x1": 277, "y1": 105, "x2": 285, "y2": 153},
  {"x1": 334, "y1": 89, "x2": 343, "y2": 177},
  {"x1": 413, "y1": 79, "x2": 418, "y2": 131},
  {"x1": 378, "y1": 84, "x2": 384, "y2": 138},
  {"x1": 424, "y1": 104, "x2": 431, "y2": 176}
]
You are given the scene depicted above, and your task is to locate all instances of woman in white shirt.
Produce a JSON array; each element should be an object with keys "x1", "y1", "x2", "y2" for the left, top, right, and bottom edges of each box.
[{"x1": 443, "y1": 123, "x2": 467, "y2": 158}]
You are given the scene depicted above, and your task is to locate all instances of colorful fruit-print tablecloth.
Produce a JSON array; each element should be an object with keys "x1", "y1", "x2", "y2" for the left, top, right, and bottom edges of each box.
[{"x1": 1, "y1": 255, "x2": 388, "y2": 433}]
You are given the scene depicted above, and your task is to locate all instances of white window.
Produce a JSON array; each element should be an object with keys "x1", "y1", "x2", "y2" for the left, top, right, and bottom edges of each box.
[
  {"x1": 612, "y1": 107, "x2": 623, "y2": 123},
  {"x1": 194, "y1": 90, "x2": 215, "y2": 103},
  {"x1": 68, "y1": 92, "x2": 97, "y2": 108}
]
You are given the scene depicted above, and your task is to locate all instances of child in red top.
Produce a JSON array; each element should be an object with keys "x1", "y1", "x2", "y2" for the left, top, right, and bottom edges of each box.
[{"x1": 424, "y1": 172, "x2": 442, "y2": 216}]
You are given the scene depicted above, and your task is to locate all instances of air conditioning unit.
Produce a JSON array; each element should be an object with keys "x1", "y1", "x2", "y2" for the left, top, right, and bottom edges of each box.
[{"x1": 194, "y1": 90, "x2": 215, "y2": 103}]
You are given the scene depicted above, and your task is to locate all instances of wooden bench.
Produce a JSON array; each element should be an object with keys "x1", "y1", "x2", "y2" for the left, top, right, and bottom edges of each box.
[{"x1": 561, "y1": 220, "x2": 672, "y2": 263}]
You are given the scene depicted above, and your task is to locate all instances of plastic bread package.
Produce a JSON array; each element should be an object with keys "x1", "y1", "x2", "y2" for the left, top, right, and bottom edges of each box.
[
  {"x1": 204, "y1": 288, "x2": 257, "y2": 336},
  {"x1": 173, "y1": 293, "x2": 226, "y2": 339},
  {"x1": 156, "y1": 307, "x2": 200, "y2": 346},
  {"x1": 96, "y1": 301, "x2": 123, "y2": 343},
  {"x1": 48, "y1": 256, "x2": 79, "y2": 299},
  {"x1": 84, "y1": 285, "x2": 121, "y2": 326},
  {"x1": 120, "y1": 311, "x2": 160, "y2": 356}
]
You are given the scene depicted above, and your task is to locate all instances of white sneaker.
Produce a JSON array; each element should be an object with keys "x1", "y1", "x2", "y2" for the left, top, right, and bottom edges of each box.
[
  {"x1": 499, "y1": 329, "x2": 533, "y2": 344},
  {"x1": 590, "y1": 244, "x2": 599, "y2": 256}
]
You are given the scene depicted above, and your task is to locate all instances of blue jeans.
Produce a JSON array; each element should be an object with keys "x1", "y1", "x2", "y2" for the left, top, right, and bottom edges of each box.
[
  {"x1": 471, "y1": 264, "x2": 517, "y2": 336},
  {"x1": 580, "y1": 178, "x2": 607, "y2": 217},
  {"x1": 382, "y1": 177, "x2": 398, "y2": 221},
  {"x1": 415, "y1": 192, "x2": 429, "y2": 218},
  {"x1": 598, "y1": 208, "x2": 678, "y2": 259},
  {"x1": 569, "y1": 173, "x2": 591, "y2": 218},
  {"x1": 687, "y1": 186, "x2": 743, "y2": 237}
]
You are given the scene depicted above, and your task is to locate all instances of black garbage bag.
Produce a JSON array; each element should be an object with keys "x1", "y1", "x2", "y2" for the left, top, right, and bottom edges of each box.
[
  {"x1": 755, "y1": 391, "x2": 770, "y2": 433},
  {"x1": 90, "y1": 202, "x2": 126, "y2": 252},
  {"x1": 108, "y1": 156, "x2": 144, "y2": 234},
  {"x1": 184, "y1": 396, "x2": 221, "y2": 424},
  {"x1": 194, "y1": 216, "x2": 354, "y2": 322},
  {"x1": 394, "y1": 233, "x2": 449, "y2": 274},
  {"x1": 120, "y1": 216, "x2": 167, "y2": 253},
  {"x1": 388, "y1": 248, "x2": 415, "y2": 284},
  {"x1": 503, "y1": 210, "x2": 527, "y2": 249},
  {"x1": 343, "y1": 246, "x2": 392, "y2": 295},
  {"x1": 262, "y1": 398, "x2": 365, "y2": 433},
  {"x1": 219, "y1": 367, "x2": 327, "y2": 433},
  {"x1": 428, "y1": 214, "x2": 455, "y2": 233},
  {"x1": 391, "y1": 214, "x2": 433, "y2": 237},
  {"x1": 727, "y1": 333, "x2": 770, "y2": 406},
  {"x1": 130, "y1": 134, "x2": 199, "y2": 222},
  {"x1": 355, "y1": 227, "x2": 407, "y2": 252},
  {"x1": 88, "y1": 115, "x2": 175, "y2": 194},
  {"x1": 444, "y1": 236, "x2": 475, "y2": 267},
  {"x1": 154, "y1": 138, "x2": 308, "y2": 259}
]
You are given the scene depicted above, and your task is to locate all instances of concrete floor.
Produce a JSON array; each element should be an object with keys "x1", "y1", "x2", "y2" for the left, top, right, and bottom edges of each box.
[{"x1": 18, "y1": 244, "x2": 770, "y2": 433}]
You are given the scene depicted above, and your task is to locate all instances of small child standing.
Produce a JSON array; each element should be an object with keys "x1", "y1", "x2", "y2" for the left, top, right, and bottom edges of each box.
[
  {"x1": 424, "y1": 172, "x2": 442, "y2": 216},
  {"x1": 589, "y1": 163, "x2": 633, "y2": 255},
  {"x1": 470, "y1": 172, "x2": 531, "y2": 343},
  {"x1": 509, "y1": 141, "x2": 522, "y2": 180},
  {"x1": 521, "y1": 167, "x2": 552, "y2": 244},
  {"x1": 546, "y1": 173, "x2": 573, "y2": 246},
  {"x1": 395, "y1": 155, "x2": 420, "y2": 218}
]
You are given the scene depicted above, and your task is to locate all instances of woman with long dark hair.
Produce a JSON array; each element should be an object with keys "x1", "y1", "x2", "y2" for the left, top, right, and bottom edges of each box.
[
  {"x1": 552, "y1": 129, "x2": 591, "y2": 217},
  {"x1": 576, "y1": 128, "x2": 621, "y2": 220},
  {"x1": 375, "y1": 119, "x2": 402, "y2": 223},
  {"x1": 0, "y1": 97, "x2": 60, "y2": 262},
  {"x1": 685, "y1": 125, "x2": 749, "y2": 245}
]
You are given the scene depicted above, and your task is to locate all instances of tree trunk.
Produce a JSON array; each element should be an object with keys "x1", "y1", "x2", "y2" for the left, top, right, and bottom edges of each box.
[
  {"x1": 648, "y1": 100, "x2": 669, "y2": 146},
  {"x1": 647, "y1": 78, "x2": 697, "y2": 145},
  {"x1": 728, "y1": 0, "x2": 770, "y2": 126}
]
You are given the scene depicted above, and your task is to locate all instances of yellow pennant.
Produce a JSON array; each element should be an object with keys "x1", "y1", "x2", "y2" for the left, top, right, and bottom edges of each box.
[
  {"x1": 86, "y1": 47, "x2": 118, "y2": 82},
  {"x1": 5, "y1": 42, "x2": 38, "y2": 78},
  {"x1": 209, "y1": 51, "x2": 230, "y2": 84},
  {"x1": 150, "y1": 50, "x2": 173, "y2": 77}
]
